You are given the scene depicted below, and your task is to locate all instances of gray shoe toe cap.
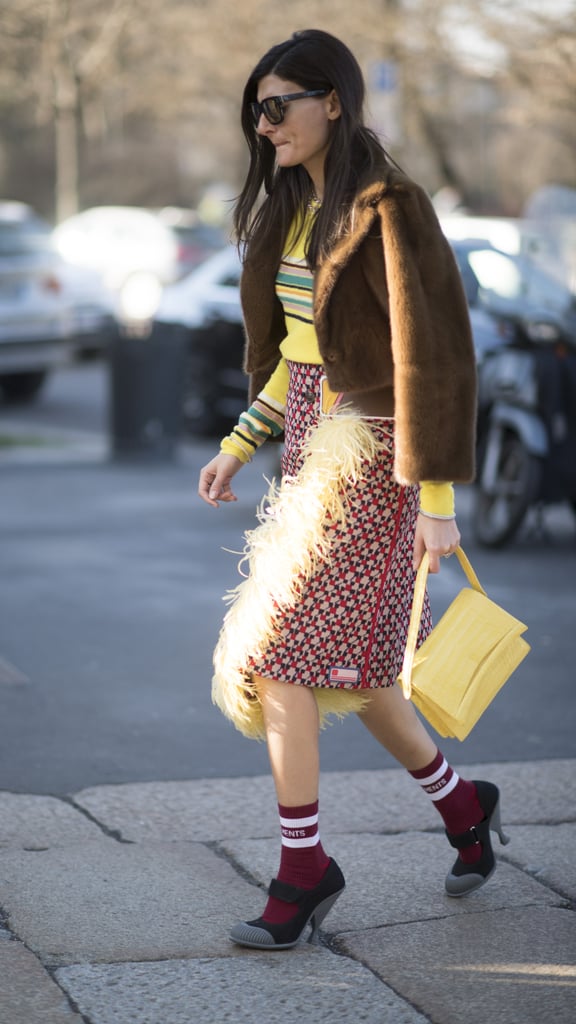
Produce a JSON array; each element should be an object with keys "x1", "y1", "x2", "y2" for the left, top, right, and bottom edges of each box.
[{"x1": 229, "y1": 921, "x2": 277, "y2": 948}]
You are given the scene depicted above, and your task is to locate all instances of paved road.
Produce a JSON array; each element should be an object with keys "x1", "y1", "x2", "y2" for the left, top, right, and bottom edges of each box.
[
  {"x1": 1, "y1": 363, "x2": 575, "y2": 795},
  {"x1": 2, "y1": 358, "x2": 109, "y2": 434}
]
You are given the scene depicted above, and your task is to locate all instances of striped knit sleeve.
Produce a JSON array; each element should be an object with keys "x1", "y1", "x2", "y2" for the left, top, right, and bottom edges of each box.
[{"x1": 220, "y1": 359, "x2": 288, "y2": 463}]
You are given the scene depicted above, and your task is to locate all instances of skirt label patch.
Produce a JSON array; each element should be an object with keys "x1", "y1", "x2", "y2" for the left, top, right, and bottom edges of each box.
[{"x1": 329, "y1": 665, "x2": 360, "y2": 685}]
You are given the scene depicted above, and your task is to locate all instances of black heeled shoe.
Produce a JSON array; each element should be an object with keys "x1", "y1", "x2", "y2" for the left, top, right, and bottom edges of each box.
[
  {"x1": 230, "y1": 858, "x2": 345, "y2": 950},
  {"x1": 445, "y1": 780, "x2": 511, "y2": 897}
]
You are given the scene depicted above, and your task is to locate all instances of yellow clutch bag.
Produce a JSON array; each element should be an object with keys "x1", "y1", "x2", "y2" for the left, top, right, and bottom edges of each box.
[{"x1": 398, "y1": 547, "x2": 530, "y2": 740}]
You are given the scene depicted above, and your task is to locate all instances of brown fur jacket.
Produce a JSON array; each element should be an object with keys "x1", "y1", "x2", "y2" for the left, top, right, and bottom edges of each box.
[{"x1": 239, "y1": 162, "x2": 477, "y2": 485}]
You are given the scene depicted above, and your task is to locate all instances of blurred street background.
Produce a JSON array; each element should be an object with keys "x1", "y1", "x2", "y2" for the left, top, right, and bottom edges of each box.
[{"x1": 1, "y1": 0, "x2": 576, "y2": 796}]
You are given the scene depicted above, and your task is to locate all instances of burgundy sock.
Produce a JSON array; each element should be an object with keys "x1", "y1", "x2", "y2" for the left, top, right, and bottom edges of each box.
[
  {"x1": 262, "y1": 800, "x2": 330, "y2": 925},
  {"x1": 410, "y1": 750, "x2": 484, "y2": 864}
]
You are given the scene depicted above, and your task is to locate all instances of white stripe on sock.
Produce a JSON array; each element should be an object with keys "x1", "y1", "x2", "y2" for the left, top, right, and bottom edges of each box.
[
  {"x1": 417, "y1": 757, "x2": 449, "y2": 788},
  {"x1": 281, "y1": 834, "x2": 320, "y2": 849},
  {"x1": 279, "y1": 814, "x2": 318, "y2": 830},
  {"x1": 427, "y1": 770, "x2": 460, "y2": 801}
]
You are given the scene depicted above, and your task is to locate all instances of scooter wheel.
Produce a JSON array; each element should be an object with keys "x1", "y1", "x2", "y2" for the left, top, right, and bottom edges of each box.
[{"x1": 473, "y1": 433, "x2": 541, "y2": 548}]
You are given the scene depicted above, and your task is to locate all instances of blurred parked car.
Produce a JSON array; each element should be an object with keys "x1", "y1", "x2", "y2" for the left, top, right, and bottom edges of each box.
[
  {"x1": 466, "y1": 306, "x2": 508, "y2": 364},
  {"x1": 523, "y1": 185, "x2": 576, "y2": 292},
  {"x1": 156, "y1": 246, "x2": 243, "y2": 435},
  {"x1": 57, "y1": 261, "x2": 117, "y2": 359},
  {"x1": 451, "y1": 240, "x2": 576, "y2": 344},
  {"x1": 0, "y1": 201, "x2": 117, "y2": 405},
  {"x1": 53, "y1": 206, "x2": 227, "y2": 323},
  {"x1": 0, "y1": 201, "x2": 71, "y2": 403}
]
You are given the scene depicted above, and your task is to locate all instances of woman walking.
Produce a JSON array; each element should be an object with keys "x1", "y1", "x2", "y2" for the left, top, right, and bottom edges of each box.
[{"x1": 199, "y1": 29, "x2": 508, "y2": 950}]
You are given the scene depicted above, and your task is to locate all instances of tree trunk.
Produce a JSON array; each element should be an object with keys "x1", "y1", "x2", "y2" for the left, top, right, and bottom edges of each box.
[
  {"x1": 54, "y1": 66, "x2": 80, "y2": 222},
  {"x1": 417, "y1": 107, "x2": 472, "y2": 206}
]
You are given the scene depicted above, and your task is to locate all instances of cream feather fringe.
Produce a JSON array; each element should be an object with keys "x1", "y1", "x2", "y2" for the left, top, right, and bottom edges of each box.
[{"x1": 212, "y1": 411, "x2": 389, "y2": 740}]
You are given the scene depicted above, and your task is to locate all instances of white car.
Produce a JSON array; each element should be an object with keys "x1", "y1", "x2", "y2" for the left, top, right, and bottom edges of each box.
[
  {"x1": 53, "y1": 206, "x2": 226, "y2": 323},
  {"x1": 57, "y1": 259, "x2": 117, "y2": 358},
  {"x1": 156, "y1": 245, "x2": 242, "y2": 327}
]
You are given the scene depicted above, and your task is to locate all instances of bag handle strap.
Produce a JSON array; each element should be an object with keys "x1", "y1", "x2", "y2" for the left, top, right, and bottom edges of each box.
[{"x1": 400, "y1": 546, "x2": 486, "y2": 701}]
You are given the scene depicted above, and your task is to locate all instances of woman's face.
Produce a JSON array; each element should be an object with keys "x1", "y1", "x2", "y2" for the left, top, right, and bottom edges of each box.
[{"x1": 254, "y1": 74, "x2": 340, "y2": 188}]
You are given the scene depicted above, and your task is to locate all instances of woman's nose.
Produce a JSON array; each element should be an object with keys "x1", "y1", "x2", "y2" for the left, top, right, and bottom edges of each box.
[{"x1": 256, "y1": 113, "x2": 274, "y2": 136}]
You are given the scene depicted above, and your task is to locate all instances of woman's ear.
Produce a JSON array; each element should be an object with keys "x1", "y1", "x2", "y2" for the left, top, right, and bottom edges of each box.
[{"x1": 327, "y1": 90, "x2": 341, "y2": 121}]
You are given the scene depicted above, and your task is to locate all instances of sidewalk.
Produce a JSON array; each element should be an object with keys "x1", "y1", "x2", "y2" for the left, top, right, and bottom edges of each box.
[
  {"x1": 0, "y1": 417, "x2": 108, "y2": 465},
  {"x1": 1, "y1": 759, "x2": 575, "y2": 1024}
]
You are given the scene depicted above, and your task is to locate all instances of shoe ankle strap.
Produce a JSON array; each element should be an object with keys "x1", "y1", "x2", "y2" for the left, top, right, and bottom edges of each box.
[
  {"x1": 268, "y1": 878, "x2": 305, "y2": 903},
  {"x1": 446, "y1": 823, "x2": 484, "y2": 850}
]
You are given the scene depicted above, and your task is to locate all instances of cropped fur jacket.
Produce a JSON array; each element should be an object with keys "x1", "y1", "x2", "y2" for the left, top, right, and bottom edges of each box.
[{"x1": 239, "y1": 162, "x2": 477, "y2": 485}]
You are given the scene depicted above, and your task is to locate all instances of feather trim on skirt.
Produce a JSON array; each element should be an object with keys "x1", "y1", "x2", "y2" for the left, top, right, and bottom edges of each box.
[{"x1": 212, "y1": 410, "x2": 386, "y2": 740}]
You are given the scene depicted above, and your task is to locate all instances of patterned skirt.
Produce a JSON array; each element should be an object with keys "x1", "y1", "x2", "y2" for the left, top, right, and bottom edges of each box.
[{"x1": 212, "y1": 362, "x2": 432, "y2": 739}]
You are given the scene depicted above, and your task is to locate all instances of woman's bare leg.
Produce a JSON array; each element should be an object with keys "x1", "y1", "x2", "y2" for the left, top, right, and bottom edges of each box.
[
  {"x1": 357, "y1": 682, "x2": 490, "y2": 876},
  {"x1": 254, "y1": 674, "x2": 320, "y2": 804},
  {"x1": 230, "y1": 677, "x2": 343, "y2": 944},
  {"x1": 357, "y1": 682, "x2": 437, "y2": 770}
]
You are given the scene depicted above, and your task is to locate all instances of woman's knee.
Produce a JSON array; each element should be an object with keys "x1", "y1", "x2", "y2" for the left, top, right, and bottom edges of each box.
[
  {"x1": 254, "y1": 675, "x2": 319, "y2": 727},
  {"x1": 356, "y1": 683, "x2": 425, "y2": 733}
]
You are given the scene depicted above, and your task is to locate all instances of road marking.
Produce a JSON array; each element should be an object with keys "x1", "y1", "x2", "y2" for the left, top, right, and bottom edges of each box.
[{"x1": 0, "y1": 655, "x2": 29, "y2": 685}]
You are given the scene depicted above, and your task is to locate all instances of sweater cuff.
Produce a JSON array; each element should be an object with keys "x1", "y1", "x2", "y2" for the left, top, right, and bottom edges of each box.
[
  {"x1": 419, "y1": 481, "x2": 455, "y2": 516},
  {"x1": 220, "y1": 436, "x2": 253, "y2": 464},
  {"x1": 220, "y1": 388, "x2": 286, "y2": 464}
]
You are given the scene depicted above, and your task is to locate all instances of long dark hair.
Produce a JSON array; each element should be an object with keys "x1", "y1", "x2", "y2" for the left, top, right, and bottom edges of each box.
[{"x1": 234, "y1": 29, "x2": 391, "y2": 268}]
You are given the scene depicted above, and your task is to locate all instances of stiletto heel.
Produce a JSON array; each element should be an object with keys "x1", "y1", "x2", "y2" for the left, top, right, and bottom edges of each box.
[
  {"x1": 445, "y1": 780, "x2": 509, "y2": 897},
  {"x1": 230, "y1": 858, "x2": 345, "y2": 950},
  {"x1": 490, "y1": 796, "x2": 511, "y2": 847},
  {"x1": 307, "y1": 891, "x2": 343, "y2": 944}
]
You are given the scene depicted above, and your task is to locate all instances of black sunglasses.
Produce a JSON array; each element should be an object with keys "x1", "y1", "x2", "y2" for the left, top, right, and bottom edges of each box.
[{"x1": 250, "y1": 89, "x2": 329, "y2": 126}]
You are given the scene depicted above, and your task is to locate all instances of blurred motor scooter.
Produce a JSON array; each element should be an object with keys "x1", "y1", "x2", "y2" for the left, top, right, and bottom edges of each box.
[{"x1": 473, "y1": 313, "x2": 576, "y2": 547}]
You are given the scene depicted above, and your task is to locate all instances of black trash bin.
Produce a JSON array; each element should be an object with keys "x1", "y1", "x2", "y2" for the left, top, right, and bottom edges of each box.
[{"x1": 108, "y1": 321, "x2": 188, "y2": 461}]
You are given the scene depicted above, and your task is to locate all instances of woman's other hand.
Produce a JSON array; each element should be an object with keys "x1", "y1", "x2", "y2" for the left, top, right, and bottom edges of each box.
[
  {"x1": 198, "y1": 454, "x2": 243, "y2": 508},
  {"x1": 413, "y1": 513, "x2": 461, "y2": 574}
]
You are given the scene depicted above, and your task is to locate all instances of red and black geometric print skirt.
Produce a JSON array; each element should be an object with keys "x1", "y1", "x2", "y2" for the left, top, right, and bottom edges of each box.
[{"x1": 248, "y1": 362, "x2": 432, "y2": 691}]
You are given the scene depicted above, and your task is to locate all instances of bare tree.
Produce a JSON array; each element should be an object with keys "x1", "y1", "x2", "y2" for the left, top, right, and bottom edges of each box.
[
  {"x1": 447, "y1": 0, "x2": 576, "y2": 205},
  {"x1": 0, "y1": 0, "x2": 216, "y2": 218},
  {"x1": 0, "y1": 1, "x2": 143, "y2": 218},
  {"x1": 0, "y1": 0, "x2": 573, "y2": 219}
]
